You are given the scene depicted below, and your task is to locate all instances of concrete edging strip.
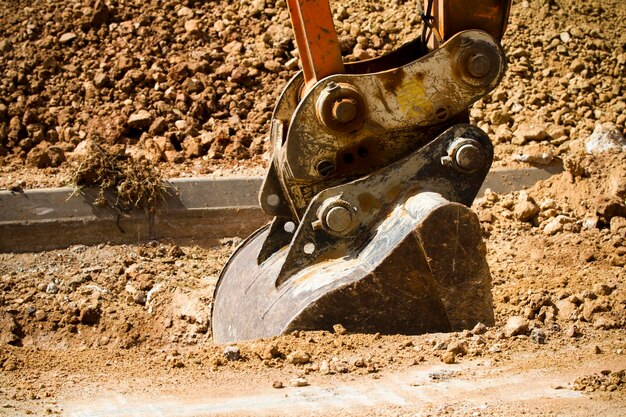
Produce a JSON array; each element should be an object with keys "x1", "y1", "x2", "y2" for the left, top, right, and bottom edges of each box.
[{"x1": 0, "y1": 165, "x2": 561, "y2": 253}]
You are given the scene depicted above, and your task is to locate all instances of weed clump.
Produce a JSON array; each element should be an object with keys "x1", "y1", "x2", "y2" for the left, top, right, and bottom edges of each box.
[{"x1": 70, "y1": 140, "x2": 167, "y2": 210}]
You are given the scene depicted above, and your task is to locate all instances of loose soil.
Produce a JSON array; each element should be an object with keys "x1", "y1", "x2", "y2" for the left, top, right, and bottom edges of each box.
[
  {"x1": 1, "y1": 0, "x2": 626, "y2": 416},
  {"x1": 1, "y1": 151, "x2": 625, "y2": 416},
  {"x1": 0, "y1": 0, "x2": 625, "y2": 189}
]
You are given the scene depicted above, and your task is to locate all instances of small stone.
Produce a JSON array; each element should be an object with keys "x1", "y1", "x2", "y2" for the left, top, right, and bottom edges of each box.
[
  {"x1": 182, "y1": 77, "x2": 204, "y2": 93},
  {"x1": 289, "y1": 377, "x2": 309, "y2": 387},
  {"x1": 446, "y1": 341, "x2": 468, "y2": 356},
  {"x1": 272, "y1": 381, "x2": 284, "y2": 389},
  {"x1": 223, "y1": 346, "x2": 241, "y2": 361},
  {"x1": 514, "y1": 200, "x2": 539, "y2": 222},
  {"x1": 555, "y1": 299, "x2": 577, "y2": 321},
  {"x1": 585, "y1": 123, "x2": 626, "y2": 154},
  {"x1": 149, "y1": 117, "x2": 168, "y2": 135},
  {"x1": 34, "y1": 310, "x2": 47, "y2": 321},
  {"x1": 478, "y1": 211, "x2": 494, "y2": 223},
  {"x1": 353, "y1": 44, "x2": 370, "y2": 60},
  {"x1": 127, "y1": 110, "x2": 153, "y2": 130},
  {"x1": 0, "y1": 39, "x2": 11, "y2": 52},
  {"x1": 26, "y1": 146, "x2": 65, "y2": 168},
  {"x1": 490, "y1": 110, "x2": 511, "y2": 126},
  {"x1": 433, "y1": 340, "x2": 448, "y2": 351},
  {"x1": 184, "y1": 19, "x2": 200, "y2": 34},
  {"x1": 0, "y1": 312, "x2": 23, "y2": 345},
  {"x1": 133, "y1": 291, "x2": 147, "y2": 305},
  {"x1": 504, "y1": 316, "x2": 528, "y2": 338},
  {"x1": 45, "y1": 282, "x2": 59, "y2": 294},
  {"x1": 566, "y1": 324, "x2": 579, "y2": 338},
  {"x1": 79, "y1": 306, "x2": 101, "y2": 325},
  {"x1": 174, "y1": 120, "x2": 188, "y2": 131},
  {"x1": 170, "y1": 358, "x2": 184, "y2": 368},
  {"x1": 530, "y1": 328, "x2": 546, "y2": 344},
  {"x1": 285, "y1": 57, "x2": 299, "y2": 70},
  {"x1": 183, "y1": 137, "x2": 204, "y2": 158},
  {"x1": 472, "y1": 322, "x2": 488, "y2": 335},
  {"x1": 59, "y1": 32, "x2": 77, "y2": 44},
  {"x1": 512, "y1": 144, "x2": 555, "y2": 165},
  {"x1": 442, "y1": 351, "x2": 456, "y2": 364},
  {"x1": 592, "y1": 284, "x2": 614, "y2": 296},
  {"x1": 593, "y1": 345, "x2": 603, "y2": 354},
  {"x1": 319, "y1": 360, "x2": 330, "y2": 375},
  {"x1": 609, "y1": 254, "x2": 626, "y2": 267},
  {"x1": 252, "y1": 342, "x2": 280, "y2": 360},
  {"x1": 610, "y1": 216, "x2": 626, "y2": 237},
  {"x1": 593, "y1": 314, "x2": 618, "y2": 330},
  {"x1": 514, "y1": 123, "x2": 548, "y2": 143},
  {"x1": 580, "y1": 249, "x2": 595, "y2": 262},
  {"x1": 543, "y1": 218, "x2": 564, "y2": 235},
  {"x1": 333, "y1": 323, "x2": 347, "y2": 335},
  {"x1": 286, "y1": 350, "x2": 311, "y2": 365},
  {"x1": 570, "y1": 59, "x2": 585, "y2": 73},
  {"x1": 93, "y1": 73, "x2": 110, "y2": 88},
  {"x1": 559, "y1": 32, "x2": 571, "y2": 43},
  {"x1": 597, "y1": 197, "x2": 626, "y2": 224},
  {"x1": 489, "y1": 345, "x2": 502, "y2": 353},
  {"x1": 264, "y1": 60, "x2": 281, "y2": 73},
  {"x1": 177, "y1": 6, "x2": 193, "y2": 17},
  {"x1": 582, "y1": 299, "x2": 608, "y2": 321}
]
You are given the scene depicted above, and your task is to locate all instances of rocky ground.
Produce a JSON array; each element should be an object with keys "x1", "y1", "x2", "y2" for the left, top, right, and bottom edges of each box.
[
  {"x1": 0, "y1": 0, "x2": 625, "y2": 188},
  {"x1": 1, "y1": 0, "x2": 626, "y2": 415},
  {"x1": 1, "y1": 151, "x2": 625, "y2": 415}
]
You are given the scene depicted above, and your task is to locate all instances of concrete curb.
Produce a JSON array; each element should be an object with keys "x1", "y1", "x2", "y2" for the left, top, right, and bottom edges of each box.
[{"x1": 0, "y1": 165, "x2": 562, "y2": 253}]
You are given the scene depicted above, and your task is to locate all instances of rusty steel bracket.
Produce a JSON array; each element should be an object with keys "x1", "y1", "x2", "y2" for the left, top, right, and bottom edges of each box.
[
  {"x1": 273, "y1": 123, "x2": 493, "y2": 286},
  {"x1": 259, "y1": 30, "x2": 505, "y2": 220}
]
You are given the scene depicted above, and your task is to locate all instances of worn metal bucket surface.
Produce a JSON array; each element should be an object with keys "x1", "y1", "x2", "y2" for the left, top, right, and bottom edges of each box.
[{"x1": 212, "y1": 191, "x2": 493, "y2": 344}]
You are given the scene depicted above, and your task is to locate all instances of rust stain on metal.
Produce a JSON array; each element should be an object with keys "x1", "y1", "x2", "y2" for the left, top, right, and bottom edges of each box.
[
  {"x1": 380, "y1": 67, "x2": 406, "y2": 93},
  {"x1": 357, "y1": 192, "x2": 382, "y2": 214}
]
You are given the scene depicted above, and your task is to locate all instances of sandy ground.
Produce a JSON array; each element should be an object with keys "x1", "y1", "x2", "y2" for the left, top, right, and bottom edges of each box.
[{"x1": 1, "y1": 152, "x2": 625, "y2": 416}]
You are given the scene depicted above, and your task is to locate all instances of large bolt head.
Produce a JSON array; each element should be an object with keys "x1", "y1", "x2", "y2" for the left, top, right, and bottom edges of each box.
[
  {"x1": 454, "y1": 143, "x2": 483, "y2": 173},
  {"x1": 325, "y1": 206, "x2": 353, "y2": 233},
  {"x1": 316, "y1": 82, "x2": 365, "y2": 132},
  {"x1": 332, "y1": 98, "x2": 358, "y2": 124},
  {"x1": 466, "y1": 53, "x2": 491, "y2": 78}
]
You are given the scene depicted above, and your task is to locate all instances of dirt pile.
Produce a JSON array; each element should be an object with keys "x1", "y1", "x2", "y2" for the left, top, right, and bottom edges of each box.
[
  {"x1": 0, "y1": 150, "x2": 625, "y2": 416},
  {"x1": 0, "y1": 0, "x2": 417, "y2": 186},
  {"x1": 472, "y1": 0, "x2": 626, "y2": 168},
  {"x1": 1, "y1": 150, "x2": 624, "y2": 359},
  {"x1": 574, "y1": 369, "x2": 626, "y2": 393},
  {"x1": 0, "y1": 241, "x2": 234, "y2": 354},
  {"x1": 1, "y1": 0, "x2": 625, "y2": 188},
  {"x1": 474, "y1": 151, "x2": 626, "y2": 332}
]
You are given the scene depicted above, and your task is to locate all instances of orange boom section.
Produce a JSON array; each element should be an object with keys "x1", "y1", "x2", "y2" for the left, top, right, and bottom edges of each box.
[{"x1": 286, "y1": 0, "x2": 345, "y2": 95}]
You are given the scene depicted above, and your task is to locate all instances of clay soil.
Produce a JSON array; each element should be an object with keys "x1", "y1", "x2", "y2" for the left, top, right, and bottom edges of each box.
[{"x1": 1, "y1": 0, "x2": 626, "y2": 416}]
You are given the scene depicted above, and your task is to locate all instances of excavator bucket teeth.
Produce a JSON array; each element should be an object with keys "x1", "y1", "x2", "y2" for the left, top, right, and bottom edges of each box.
[{"x1": 211, "y1": 191, "x2": 494, "y2": 344}]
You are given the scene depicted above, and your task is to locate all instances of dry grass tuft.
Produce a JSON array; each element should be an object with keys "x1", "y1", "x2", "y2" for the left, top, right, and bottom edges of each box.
[{"x1": 70, "y1": 140, "x2": 167, "y2": 210}]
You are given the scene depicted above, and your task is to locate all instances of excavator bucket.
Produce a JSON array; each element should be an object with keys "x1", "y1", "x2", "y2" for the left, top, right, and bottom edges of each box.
[
  {"x1": 211, "y1": 1, "x2": 510, "y2": 343},
  {"x1": 212, "y1": 125, "x2": 495, "y2": 343}
]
